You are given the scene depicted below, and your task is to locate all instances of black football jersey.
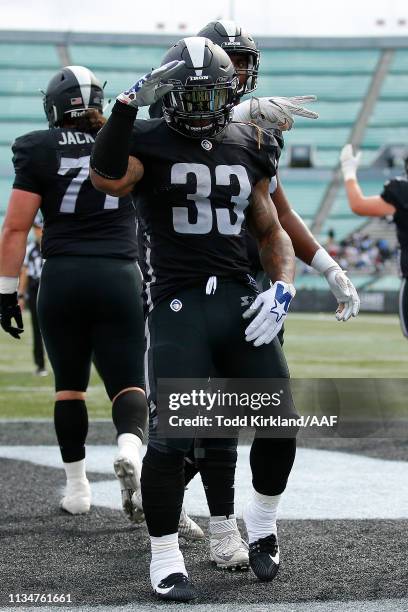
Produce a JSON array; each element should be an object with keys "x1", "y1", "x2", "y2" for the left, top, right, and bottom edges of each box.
[
  {"x1": 12, "y1": 128, "x2": 137, "y2": 260},
  {"x1": 381, "y1": 177, "x2": 408, "y2": 275},
  {"x1": 130, "y1": 118, "x2": 281, "y2": 309}
]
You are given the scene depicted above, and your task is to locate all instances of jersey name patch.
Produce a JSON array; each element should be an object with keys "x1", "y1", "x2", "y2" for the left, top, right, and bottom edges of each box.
[{"x1": 58, "y1": 131, "x2": 95, "y2": 146}]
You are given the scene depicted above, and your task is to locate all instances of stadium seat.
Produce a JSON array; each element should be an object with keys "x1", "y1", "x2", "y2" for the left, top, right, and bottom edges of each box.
[
  {"x1": 0, "y1": 68, "x2": 58, "y2": 95},
  {"x1": 0, "y1": 145, "x2": 13, "y2": 176},
  {"x1": 283, "y1": 126, "x2": 349, "y2": 148},
  {"x1": 368, "y1": 101, "x2": 408, "y2": 127},
  {"x1": 279, "y1": 182, "x2": 327, "y2": 217},
  {"x1": 0, "y1": 96, "x2": 44, "y2": 121},
  {"x1": 0, "y1": 177, "x2": 13, "y2": 214},
  {"x1": 69, "y1": 44, "x2": 168, "y2": 71},
  {"x1": 259, "y1": 49, "x2": 380, "y2": 74},
  {"x1": 378, "y1": 73, "x2": 408, "y2": 99},
  {"x1": 256, "y1": 74, "x2": 371, "y2": 101},
  {"x1": 362, "y1": 127, "x2": 408, "y2": 149},
  {"x1": 0, "y1": 43, "x2": 60, "y2": 68},
  {"x1": 0, "y1": 122, "x2": 44, "y2": 146},
  {"x1": 388, "y1": 49, "x2": 408, "y2": 72}
]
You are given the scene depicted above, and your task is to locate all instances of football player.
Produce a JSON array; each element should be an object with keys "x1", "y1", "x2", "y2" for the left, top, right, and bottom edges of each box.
[
  {"x1": 340, "y1": 144, "x2": 408, "y2": 335},
  {"x1": 146, "y1": 20, "x2": 361, "y2": 572},
  {"x1": 18, "y1": 213, "x2": 47, "y2": 376},
  {"x1": 0, "y1": 66, "x2": 148, "y2": 522},
  {"x1": 91, "y1": 38, "x2": 298, "y2": 600}
]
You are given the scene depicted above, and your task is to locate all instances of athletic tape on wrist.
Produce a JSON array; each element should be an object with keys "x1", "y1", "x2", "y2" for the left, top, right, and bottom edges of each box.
[
  {"x1": 0, "y1": 276, "x2": 18, "y2": 294},
  {"x1": 310, "y1": 248, "x2": 341, "y2": 275}
]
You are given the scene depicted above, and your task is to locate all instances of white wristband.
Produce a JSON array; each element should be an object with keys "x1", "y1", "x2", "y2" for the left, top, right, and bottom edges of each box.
[
  {"x1": 0, "y1": 276, "x2": 19, "y2": 294},
  {"x1": 310, "y1": 248, "x2": 341, "y2": 276}
]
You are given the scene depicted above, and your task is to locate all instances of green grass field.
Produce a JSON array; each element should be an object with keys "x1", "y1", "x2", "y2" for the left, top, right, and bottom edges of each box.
[{"x1": 0, "y1": 312, "x2": 407, "y2": 419}]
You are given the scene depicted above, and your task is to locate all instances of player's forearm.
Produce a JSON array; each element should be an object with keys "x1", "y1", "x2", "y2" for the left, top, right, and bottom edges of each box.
[
  {"x1": 278, "y1": 207, "x2": 320, "y2": 264},
  {"x1": 18, "y1": 267, "x2": 28, "y2": 296},
  {"x1": 258, "y1": 226, "x2": 296, "y2": 284},
  {"x1": 0, "y1": 227, "x2": 28, "y2": 282},
  {"x1": 344, "y1": 179, "x2": 367, "y2": 215},
  {"x1": 91, "y1": 101, "x2": 137, "y2": 180}
]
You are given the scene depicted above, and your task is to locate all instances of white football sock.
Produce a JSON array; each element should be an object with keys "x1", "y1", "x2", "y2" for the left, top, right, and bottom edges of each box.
[
  {"x1": 63, "y1": 459, "x2": 87, "y2": 482},
  {"x1": 150, "y1": 533, "x2": 187, "y2": 590},
  {"x1": 209, "y1": 515, "x2": 237, "y2": 533},
  {"x1": 117, "y1": 433, "x2": 142, "y2": 465},
  {"x1": 243, "y1": 490, "x2": 280, "y2": 544}
]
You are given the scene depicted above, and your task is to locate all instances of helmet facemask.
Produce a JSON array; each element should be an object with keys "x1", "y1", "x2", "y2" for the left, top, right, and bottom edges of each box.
[
  {"x1": 225, "y1": 48, "x2": 260, "y2": 96},
  {"x1": 162, "y1": 77, "x2": 239, "y2": 138}
]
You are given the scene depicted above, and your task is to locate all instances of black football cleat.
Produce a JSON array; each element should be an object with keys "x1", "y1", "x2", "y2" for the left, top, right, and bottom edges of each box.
[
  {"x1": 248, "y1": 533, "x2": 280, "y2": 582},
  {"x1": 154, "y1": 572, "x2": 197, "y2": 601}
]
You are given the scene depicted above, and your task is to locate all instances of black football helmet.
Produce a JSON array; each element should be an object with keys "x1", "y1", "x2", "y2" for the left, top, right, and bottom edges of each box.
[
  {"x1": 197, "y1": 20, "x2": 260, "y2": 95},
  {"x1": 160, "y1": 37, "x2": 239, "y2": 139},
  {"x1": 43, "y1": 65, "x2": 104, "y2": 128}
]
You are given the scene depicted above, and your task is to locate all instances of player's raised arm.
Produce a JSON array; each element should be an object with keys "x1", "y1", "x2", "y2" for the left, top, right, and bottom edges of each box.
[
  {"x1": 90, "y1": 60, "x2": 184, "y2": 197},
  {"x1": 243, "y1": 177, "x2": 296, "y2": 346}
]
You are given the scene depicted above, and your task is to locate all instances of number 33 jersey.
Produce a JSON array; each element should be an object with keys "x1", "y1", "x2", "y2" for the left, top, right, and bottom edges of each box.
[
  {"x1": 12, "y1": 128, "x2": 138, "y2": 260},
  {"x1": 130, "y1": 119, "x2": 281, "y2": 309}
]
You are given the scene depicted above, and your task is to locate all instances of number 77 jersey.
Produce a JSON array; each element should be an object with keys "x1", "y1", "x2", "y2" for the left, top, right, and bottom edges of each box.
[
  {"x1": 12, "y1": 128, "x2": 138, "y2": 260},
  {"x1": 130, "y1": 118, "x2": 282, "y2": 310}
]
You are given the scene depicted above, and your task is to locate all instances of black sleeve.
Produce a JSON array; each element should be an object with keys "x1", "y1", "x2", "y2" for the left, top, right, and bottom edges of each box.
[
  {"x1": 259, "y1": 129, "x2": 282, "y2": 179},
  {"x1": 12, "y1": 133, "x2": 44, "y2": 195},
  {"x1": 381, "y1": 177, "x2": 408, "y2": 211},
  {"x1": 90, "y1": 101, "x2": 138, "y2": 179}
]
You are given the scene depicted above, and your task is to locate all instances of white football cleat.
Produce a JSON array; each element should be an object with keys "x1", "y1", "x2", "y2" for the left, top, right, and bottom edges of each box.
[
  {"x1": 130, "y1": 487, "x2": 145, "y2": 524},
  {"x1": 178, "y1": 507, "x2": 205, "y2": 541},
  {"x1": 114, "y1": 455, "x2": 141, "y2": 523},
  {"x1": 209, "y1": 517, "x2": 249, "y2": 570},
  {"x1": 60, "y1": 478, "x2": 91, "y2": 514}
]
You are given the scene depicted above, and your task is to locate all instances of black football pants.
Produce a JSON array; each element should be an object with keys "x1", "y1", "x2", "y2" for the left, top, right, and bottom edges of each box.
[
  {"x1": 142, "y1": 280, "x2": 297, "y2": 536},
  {"x1": 37, "y1": 256, "x2": 145, "y2": 399}
]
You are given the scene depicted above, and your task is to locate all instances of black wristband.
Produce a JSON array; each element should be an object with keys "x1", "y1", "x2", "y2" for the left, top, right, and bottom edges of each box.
[{"x1": 90, "y1": 101, "x2": 138, "y2": 180}]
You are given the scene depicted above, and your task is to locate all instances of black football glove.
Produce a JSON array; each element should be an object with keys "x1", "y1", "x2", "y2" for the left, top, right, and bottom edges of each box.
[{"x1": 0, "y1": 292, "x2": 24, "y2": 339}]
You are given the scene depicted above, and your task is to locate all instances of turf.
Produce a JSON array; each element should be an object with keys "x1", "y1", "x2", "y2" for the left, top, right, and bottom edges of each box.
[{"x1": 0, "y1": 312, "x2": 407, "y2": 419}]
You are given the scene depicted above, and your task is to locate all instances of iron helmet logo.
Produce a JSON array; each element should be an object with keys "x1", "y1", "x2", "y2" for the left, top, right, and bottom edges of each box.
[{"x1": 170, "y1": 298, "x2": 183, "y2": 312}]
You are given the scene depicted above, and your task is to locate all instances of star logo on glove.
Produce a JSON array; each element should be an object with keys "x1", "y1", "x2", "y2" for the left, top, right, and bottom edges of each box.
[
  {"x1": 269, "y1": 283, "x2": 293, "y2": 322},
  {"x1": 269, "y1": 298, "x2": 288, "y2": 323}
]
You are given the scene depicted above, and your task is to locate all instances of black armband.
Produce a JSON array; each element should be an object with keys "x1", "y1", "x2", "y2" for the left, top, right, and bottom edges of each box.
[{"x1": 90, "y1": 101, "x2": 138, "y2": 180}]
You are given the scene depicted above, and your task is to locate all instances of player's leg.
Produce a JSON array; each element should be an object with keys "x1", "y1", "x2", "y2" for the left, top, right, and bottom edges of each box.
[
  {"x1": 213, "y1": 281, "x2": 297, "y2": 581},
  {"x1": 37, "y1": 258, "x2": 93, "y2": 514},
  {"x1": 194, "y1": 436, "x2": 248, "y2": 569},
  {"x1": 91, "y1": 260, "x2": 147, "y2": 523},
  {"x1": 28, "y1": 282, "x2": 46, "y2": 375},
  {"x1": 399, "y1": 277, "x2": 408, "y2": 338},
  {"x1": 142, "y1": 289, "x2": 211, "y2": 600}
]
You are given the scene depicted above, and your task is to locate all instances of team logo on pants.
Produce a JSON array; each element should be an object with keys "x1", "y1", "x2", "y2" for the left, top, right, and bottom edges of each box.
[
  {"x1": 170, "y1": 298, "x2": 183, "y2": 312},
  {"x1": 201, "y1": 139, "x2": 213, "y2": 151}
]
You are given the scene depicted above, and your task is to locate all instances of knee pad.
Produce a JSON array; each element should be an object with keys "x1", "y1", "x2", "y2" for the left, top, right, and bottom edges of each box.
[
  {"x1": 54, "y1": 400, "x2": 88, "y2": 463},
  {"x1": 112, "y1": 389, "x2": 148, "y2": 441}
]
